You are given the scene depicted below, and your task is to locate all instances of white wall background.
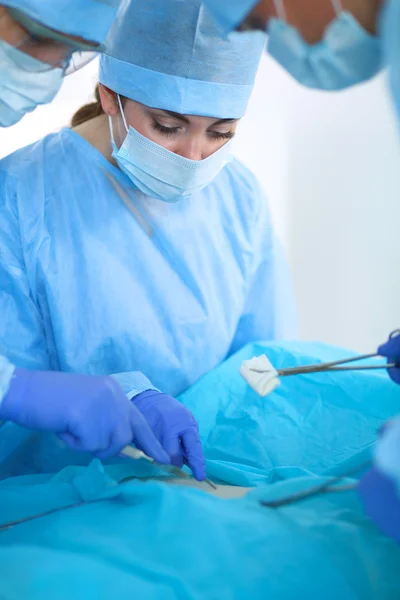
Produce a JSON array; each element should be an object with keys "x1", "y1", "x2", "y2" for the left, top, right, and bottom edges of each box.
[{"x1": 1, "y1": 54, "x2": 399, "y2": 352}]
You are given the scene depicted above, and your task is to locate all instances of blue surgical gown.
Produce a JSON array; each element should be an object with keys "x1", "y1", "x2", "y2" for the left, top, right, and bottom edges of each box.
[{"x1": 0, "y1": 129, "x2": 297, "y2": 400}]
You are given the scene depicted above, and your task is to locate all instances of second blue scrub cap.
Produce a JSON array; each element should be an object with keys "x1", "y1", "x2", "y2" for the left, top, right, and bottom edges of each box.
[
  {"x1": 2, "y1": 0, "x2": 120, "y2": 45},
  {"x1": 203, "y1": 0, "x2": 258, "y2": 33},
  {"x1": 99, "y1": 0, "x2": 266, "y2": 119}
]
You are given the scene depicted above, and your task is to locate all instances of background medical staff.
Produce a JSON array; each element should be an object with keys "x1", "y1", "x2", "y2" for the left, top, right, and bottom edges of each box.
[
  {"x1": 0, "y1": 0, "x2": 173, "y2": 467},
  {"x1": 204, "y1": 0, "x2": 400, "y2": 542}
]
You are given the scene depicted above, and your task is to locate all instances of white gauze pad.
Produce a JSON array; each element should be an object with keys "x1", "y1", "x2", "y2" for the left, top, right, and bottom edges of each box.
[{"x1": 240, "y1": 354, "x2": 280, "y2": 397}]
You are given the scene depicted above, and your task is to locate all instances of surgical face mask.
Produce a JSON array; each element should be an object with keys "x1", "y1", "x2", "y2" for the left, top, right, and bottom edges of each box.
[
  {"x1": 267, "y1": 0, "x2": 382, "y2": 90},
  {"x1": 109, "y1": 96, "x2": 234, "y2": 203},
  {"x1": 0, "y1": 40, "x2": 64, "y2": 128}
]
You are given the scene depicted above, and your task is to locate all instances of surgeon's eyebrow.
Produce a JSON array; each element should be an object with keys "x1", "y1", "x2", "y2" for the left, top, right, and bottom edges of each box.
[
  {"x1": 211, "y1": 117, "x2": 237, "y2": 126},
  {"x1": 155, "y1": 110, "x2": 190, "y2": 123},
  {"x1": 156, "y1": 109, "x2": 237, "y2": 126}
]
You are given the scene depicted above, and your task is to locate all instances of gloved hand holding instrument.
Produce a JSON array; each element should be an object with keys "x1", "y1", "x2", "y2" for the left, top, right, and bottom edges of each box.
[
  {"x1": 0, "y1": 370, "x2": 208, "y2": 481},
  {"x1": 130, "y1": 389, "x2": 207, "y2": 482},
  {"x1": 0, "y1": 369, "x2": 170, "y2": 463}
]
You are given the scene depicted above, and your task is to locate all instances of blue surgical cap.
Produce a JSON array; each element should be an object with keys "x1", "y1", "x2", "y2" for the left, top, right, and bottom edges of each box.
[
  {"x1": 203, "y1": 0, "x2": 258, "y2": 33},
  {"x1": 99, "y1": 0, "x2": 266, "y2": 119},
  {"x1": 3, "y1": 0, "x2": 120, "y2": 45}
]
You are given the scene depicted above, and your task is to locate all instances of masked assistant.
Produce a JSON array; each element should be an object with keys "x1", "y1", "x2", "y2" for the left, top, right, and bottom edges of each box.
[
  {"x1": 268, "y1": 0, "x2": 382, "y2": 90},
  {"x1": 0, "y1": 0, "x2": 121, "y2": 126}
]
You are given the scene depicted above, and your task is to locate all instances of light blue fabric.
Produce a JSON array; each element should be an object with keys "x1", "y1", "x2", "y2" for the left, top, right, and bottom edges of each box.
[
  {"x1": 99, "y1": 0, "x2": 266, "y2": 119},
  {"x1": 0, "y1": 341, "x2": 399, "y2": 598},
  {"x1": 203, "y1": 0, "x2": 258, "y2": 33},
  {"x1": 382, "y1": 0, "x2": 400, "y2": 120},
  {"x1": 0, "y1": 469, "x2": 399, "y2": 599},
  {"x1": 0, "y1": 129, "x2": 296, "y2": 400},
  {"x1": 112, "y1": 372, "x2": 157, "y2": 400},
  {"x1": 2, "y1": 0, "x2": 120, "y2": 44},
  {"x1": 0, "y1": 355, "x2": 14, "y2": 404},
  {"x1": 182, "y1": 340, "x2": 400, "y2": 486}
]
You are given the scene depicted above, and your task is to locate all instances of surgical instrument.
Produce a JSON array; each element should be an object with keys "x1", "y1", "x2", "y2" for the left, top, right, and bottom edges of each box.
[
  {"x1": 121, "y1": 445, "x2": 217, "y2": 490},
  {"x1": 260, "y1": 478, "x2": 356, "y2": 508},
  {"x1": 260, "y1": 461, "x2": 371, "y2": 509},
  {"x1": 0, "y1": 499, "x2": 104, "y2": 532},
  {"x1": 250, "y1": 330, "x2": 400, "y2": 378}
]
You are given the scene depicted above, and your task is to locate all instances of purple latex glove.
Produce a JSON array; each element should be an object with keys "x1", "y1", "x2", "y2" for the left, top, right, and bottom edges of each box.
[
  {"x1": 0, "y1": 368, "x2": 170, "y2": 463},
  {"x1": 133, "y1": 390, "x2": 206, "y2": 481},
  {"x1": 378, "y1": 330, "x2": 400, "y2": 384},
  {"x1": 358, "y1": 467, "x2": 400, "y2": 544},
  {"x1": 358, "y1": 418, "x2": 400, "y2": 544}
]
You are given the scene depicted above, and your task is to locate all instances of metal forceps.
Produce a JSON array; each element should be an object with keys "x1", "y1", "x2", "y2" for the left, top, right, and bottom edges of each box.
[
  {"x1": 260, "y1": 462, "x2": 371, "y2": 509},
  {"x1": 260, "y1": 477, "x2": 357, "y2": 508},
  {"x1": 251, "y1": 329, "x2": 400, "y2": 378}
]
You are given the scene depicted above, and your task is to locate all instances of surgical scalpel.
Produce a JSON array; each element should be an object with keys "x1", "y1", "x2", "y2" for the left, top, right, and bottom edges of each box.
[{"x1": 121, "y1": 445, "x2": 217, "y2": 489}]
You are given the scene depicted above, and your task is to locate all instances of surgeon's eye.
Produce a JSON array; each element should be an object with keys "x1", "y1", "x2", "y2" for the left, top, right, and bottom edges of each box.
[
  {"x1": 151, "y1": 120, "x2": 181, "y2": 137},
  {"x1": 208, "y1": 130, "x2": 235, "y2": 141}
]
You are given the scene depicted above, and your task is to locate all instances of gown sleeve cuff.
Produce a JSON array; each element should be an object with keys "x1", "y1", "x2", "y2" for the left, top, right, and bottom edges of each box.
[
  {"x1": 111, "y1": 371, "x2": 160, "y2": 400},
  {"x1": 0, "y1": 356, "x2": 16, "y2": 405}
]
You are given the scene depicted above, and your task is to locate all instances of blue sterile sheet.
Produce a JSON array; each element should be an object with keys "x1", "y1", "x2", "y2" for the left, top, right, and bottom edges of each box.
[{"x1": 0, "y1": 341, "x2": 398, "y2": 599}]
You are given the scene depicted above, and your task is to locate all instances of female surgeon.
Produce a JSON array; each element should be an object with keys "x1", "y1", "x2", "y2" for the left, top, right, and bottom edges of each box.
[
  {"x1": 0, "y1": 0, "x2": 297, "y2": 479},
  {"x1": 204, "y1": 0, "x2": 400, "y2": 541},
  {"x1": 0, "y1": 0, "x2": 174, "y2": 470}
]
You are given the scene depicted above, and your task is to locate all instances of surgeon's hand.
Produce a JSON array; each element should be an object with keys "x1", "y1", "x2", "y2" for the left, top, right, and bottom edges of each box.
[
  {"x1": 358, "y1": 467, "x2": 400, "y2": 544},
  {"x1": 358, "y1": 418, "x2": 400, "y2": 544},
  {"x1": 0, "y1": 368, "x2": 170, "y2": 463},
  {"x1": 378, "y1": 330, "x2": 400, "y2": 384},
  {"x1": 133, "y1": 390, "x2": 206, "y2": 481}
]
